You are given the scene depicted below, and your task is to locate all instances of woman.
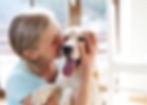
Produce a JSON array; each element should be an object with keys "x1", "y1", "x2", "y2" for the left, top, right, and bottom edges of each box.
[{"x1": 6, "y1": 9, "x2": 96, "y2": 105}]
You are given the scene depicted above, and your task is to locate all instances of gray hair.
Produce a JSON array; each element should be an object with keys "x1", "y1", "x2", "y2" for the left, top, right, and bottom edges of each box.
[{"x1": 9, "y1": 9, "x2": 52, "y2": 57}]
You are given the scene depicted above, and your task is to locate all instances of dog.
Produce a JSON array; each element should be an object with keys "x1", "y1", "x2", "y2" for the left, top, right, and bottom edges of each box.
[{"x1": 32, "y1": 27, "x2": 102, "y2": 105}]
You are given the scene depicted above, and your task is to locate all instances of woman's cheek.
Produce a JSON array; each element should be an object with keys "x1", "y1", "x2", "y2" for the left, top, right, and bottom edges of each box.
[{"x1": 49, "y1": 44, "x2": 57, "y2": 53}]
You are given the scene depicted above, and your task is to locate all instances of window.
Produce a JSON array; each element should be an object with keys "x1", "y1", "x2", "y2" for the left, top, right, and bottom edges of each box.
[
  {"x1": 0, "y1": 0, "x2": 29, "y2": 54},
  {"x1": 108, "y1": 0, "x2": 147, "y2": 63}
]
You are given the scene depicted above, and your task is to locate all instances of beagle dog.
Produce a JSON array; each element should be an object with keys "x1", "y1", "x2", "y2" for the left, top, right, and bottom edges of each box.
[{"x1": 32, "y1": 27, "x2": 102, "y2": 105}]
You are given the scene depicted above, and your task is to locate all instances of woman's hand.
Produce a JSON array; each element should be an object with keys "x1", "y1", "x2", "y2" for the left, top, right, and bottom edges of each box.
[
  {"x1": 75, "y1": 31, "x2": 97, "y2": 105},
  {"x1": 79, "y1": 31, "x2": 97, "y2": 71}
]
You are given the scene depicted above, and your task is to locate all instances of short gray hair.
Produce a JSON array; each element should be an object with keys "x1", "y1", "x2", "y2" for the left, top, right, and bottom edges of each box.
[{"x1": 9, "y1": 12, "x2": 50, "y2": 57}]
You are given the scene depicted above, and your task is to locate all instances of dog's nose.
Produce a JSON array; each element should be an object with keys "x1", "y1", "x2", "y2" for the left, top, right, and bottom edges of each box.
[{"x1": 62, "y1": 46, "x2": 72, "y2": 56}]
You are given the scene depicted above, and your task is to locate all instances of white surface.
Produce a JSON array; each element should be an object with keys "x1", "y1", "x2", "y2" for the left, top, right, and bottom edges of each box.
[
  {"x1": 0, "y1": 55, "x2": 19, "y2": 89},
  {"x1": 0, "y1": 99, "x2": 7, "y2": 105},
  {"x1": 108, "y1": 0, "x2": 147, "y2": 64},
  {"x1": 107, "y1": 0, "x2": 147, "y2": 105},
  {"x1": 120, "y1": 0, "x2": 147, "y2": 58},
  {"x1": 111, "y1": 91, "x2": 145, "y2": 105}
]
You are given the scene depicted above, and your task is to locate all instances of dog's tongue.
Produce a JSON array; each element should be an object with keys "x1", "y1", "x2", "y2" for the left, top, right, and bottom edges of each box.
[{"x1": 63, "y1": 59, "x2": 75, "y2": 77}]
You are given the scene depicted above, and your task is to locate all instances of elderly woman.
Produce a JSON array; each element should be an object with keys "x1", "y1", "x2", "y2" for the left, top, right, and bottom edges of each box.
[{"x1": 6, "y1": 10, "x2": 96, "y2": 105}]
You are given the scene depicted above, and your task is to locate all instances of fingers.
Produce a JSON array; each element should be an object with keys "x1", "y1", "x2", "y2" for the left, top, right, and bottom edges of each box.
[
  {"x1": 83, "y1": 31, "x2": 97, "y2": 54},
  {"x1": 79, "y1": 43, "x2": 86, "y2": 58},
  {"x1": 87, "y1": 31, "x2": 97, "y2": 46},
  {"x1": 90, "y1": 33, "x2": 97, "y2": 52},
  {"x1": 91, "y1": 32, "x2": 97, "y2": 45},
  {"x1": 84, "y1": 34, "x2": 91, "y2": 53}
]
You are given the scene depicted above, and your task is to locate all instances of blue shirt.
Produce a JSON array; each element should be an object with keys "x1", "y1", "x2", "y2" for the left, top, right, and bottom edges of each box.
[{"x1": 6, "y1": 59, "x2": 63, "y2": 105}]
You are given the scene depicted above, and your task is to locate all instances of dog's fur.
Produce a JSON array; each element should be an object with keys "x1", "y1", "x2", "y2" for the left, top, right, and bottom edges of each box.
[{"x1": 32, "y1": 27, "x2": 102, "y2": 105}]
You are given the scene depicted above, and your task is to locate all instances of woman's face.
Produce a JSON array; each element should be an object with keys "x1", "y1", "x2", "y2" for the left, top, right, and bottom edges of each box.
[{"x1": 36, "y1": 23, "x2": 64, "y2": 61}]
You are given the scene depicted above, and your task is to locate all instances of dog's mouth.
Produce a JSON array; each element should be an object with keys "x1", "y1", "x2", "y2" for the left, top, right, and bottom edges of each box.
[{"x1": 63, "y1": 58, "x2": 81, "y2": 77}]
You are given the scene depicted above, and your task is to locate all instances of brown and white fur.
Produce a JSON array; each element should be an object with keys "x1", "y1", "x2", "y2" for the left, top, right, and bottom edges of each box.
[{"x1": 32, "y1": 27, "x2": 102, "y2": 105}]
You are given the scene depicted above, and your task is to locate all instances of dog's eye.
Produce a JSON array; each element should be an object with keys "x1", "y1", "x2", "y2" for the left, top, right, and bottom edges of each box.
[{"x1": 78, "y1": 37, "x2": 85, "y2": 42}]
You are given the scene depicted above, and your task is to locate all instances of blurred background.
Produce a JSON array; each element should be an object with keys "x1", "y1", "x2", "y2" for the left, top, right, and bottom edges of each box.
[{"x1": 0, "y1": 0, "x2": 147, "y2": 105}]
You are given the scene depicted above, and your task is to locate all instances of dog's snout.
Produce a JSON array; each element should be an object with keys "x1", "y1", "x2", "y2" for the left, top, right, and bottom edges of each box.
[{"x1": 62, "y1": 46, "x2": 72, "y2": 56}]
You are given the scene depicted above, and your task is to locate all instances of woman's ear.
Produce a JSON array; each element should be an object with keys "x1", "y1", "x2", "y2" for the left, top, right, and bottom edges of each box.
[{"x1": 23, "y1": 49, "x2": 38, "y2": 60}]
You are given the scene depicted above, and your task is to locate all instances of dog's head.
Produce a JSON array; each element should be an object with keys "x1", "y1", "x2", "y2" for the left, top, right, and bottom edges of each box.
[
  {"x1": 62, "y1": 27, "x2": 84, "y2": 60},
  {"x1": 61, "y1": 27, "x2": 94, "y2": 77}
]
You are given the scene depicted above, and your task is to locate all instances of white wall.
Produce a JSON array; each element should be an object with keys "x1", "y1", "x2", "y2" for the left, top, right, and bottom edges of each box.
[
  {"x1": 107, "y1": 1, "x2": 147, "y2": 104},
  {"x1": 120, "y1": 0, "x2": 147, "y2": 60}
]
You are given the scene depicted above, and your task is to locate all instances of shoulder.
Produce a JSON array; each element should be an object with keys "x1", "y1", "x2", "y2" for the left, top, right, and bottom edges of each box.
[
  {"x1": 6, "y1": 61, "x2": 33, "y2": 86},
  {"x1": 6, "y1": 61, "x2": 47, "y2": 88},
  {"x1": 5, "y1": 61, "x2": 48, "y2": 101}
]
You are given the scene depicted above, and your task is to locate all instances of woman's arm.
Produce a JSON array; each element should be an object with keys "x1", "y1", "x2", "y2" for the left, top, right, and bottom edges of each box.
[
  {"x1": 75, "y1": 31, "x2": 97, "y2": 105},
  {"x1": 75, "y1": 67, "x2": 91, "y2": 105},
  {"x1": 21, "y1": 96, "x2": 32, "y2": 105}
]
